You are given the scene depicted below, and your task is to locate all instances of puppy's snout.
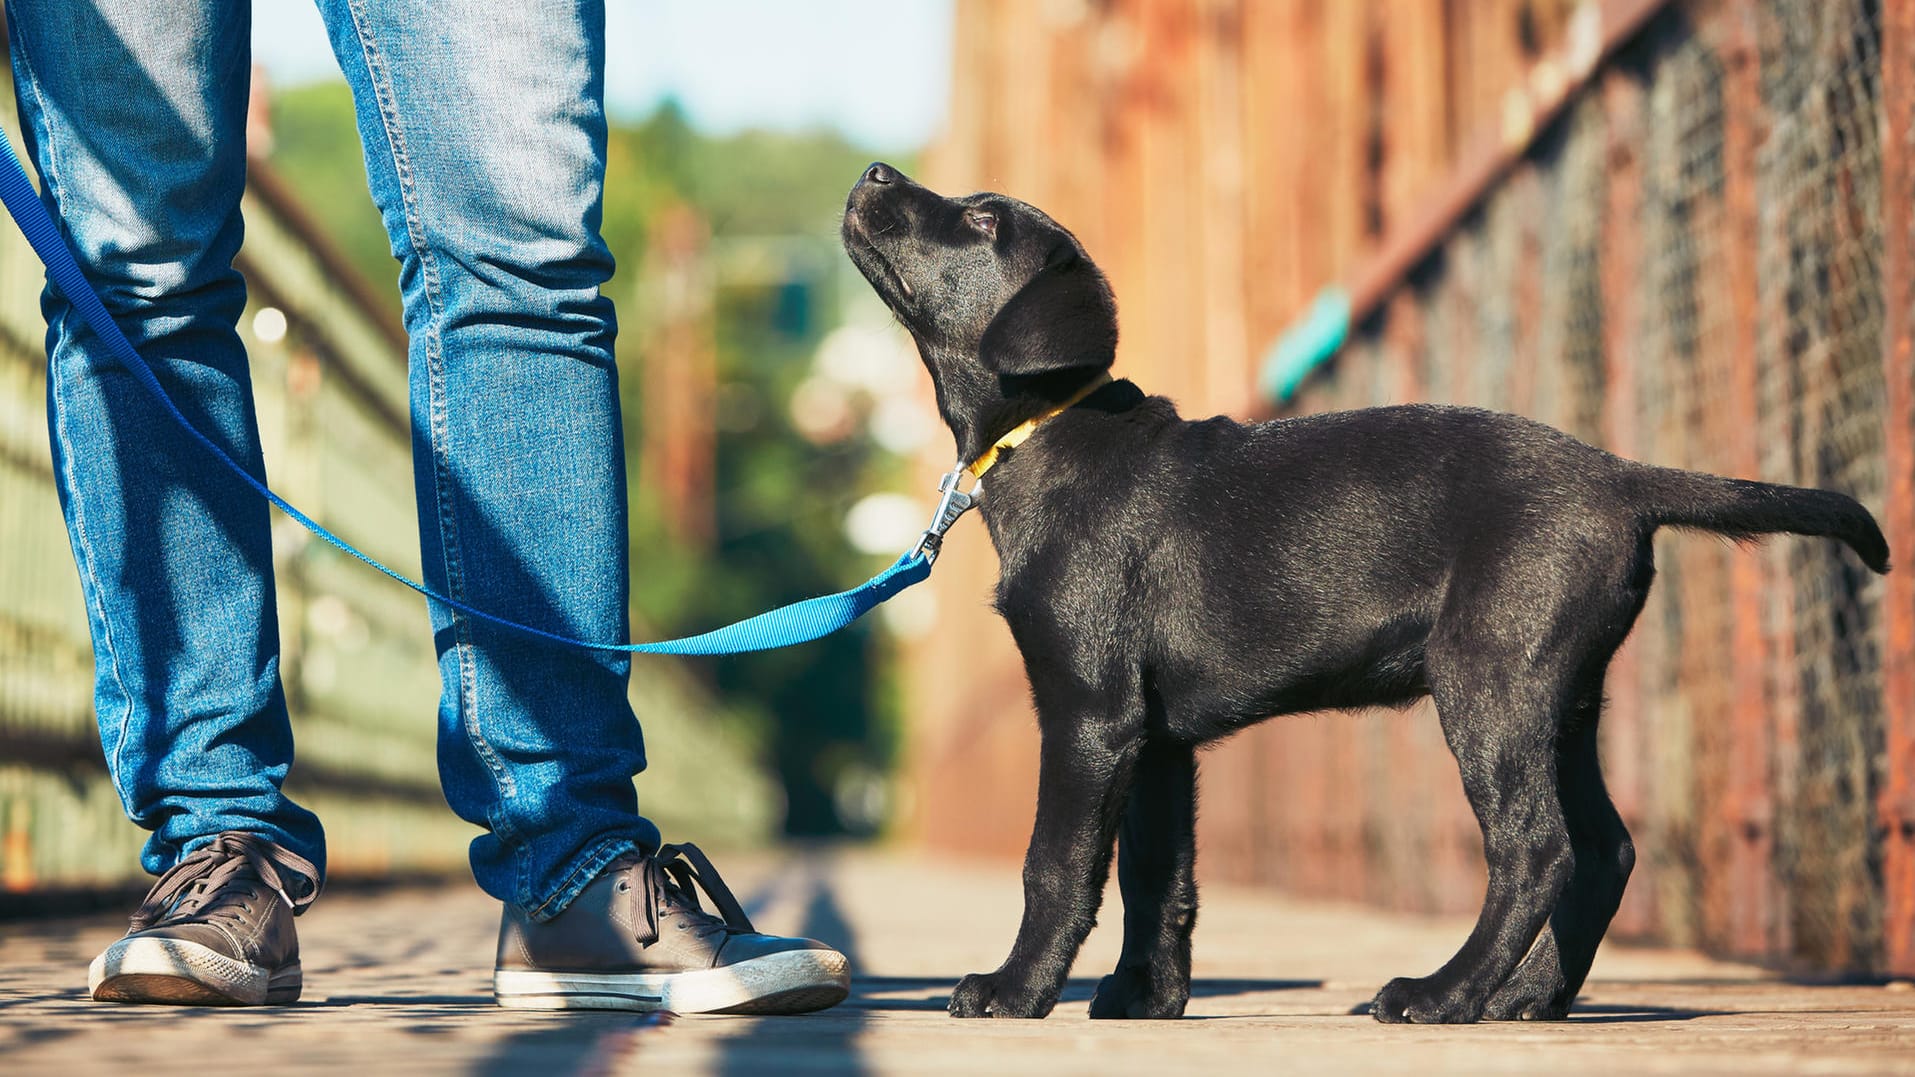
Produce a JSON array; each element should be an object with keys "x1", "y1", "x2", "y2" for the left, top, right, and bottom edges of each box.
[{"x1": 848, "y1": 163, "x2": 903, "y2": 216}]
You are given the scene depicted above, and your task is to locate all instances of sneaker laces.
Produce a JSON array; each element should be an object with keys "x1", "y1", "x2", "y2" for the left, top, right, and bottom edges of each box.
[
  {"x1": 129, "y1": 832, "x2": 321, "y2": 933},
  {"x1": 622, "y1": 842, "x2": 757, "y2": 947}
]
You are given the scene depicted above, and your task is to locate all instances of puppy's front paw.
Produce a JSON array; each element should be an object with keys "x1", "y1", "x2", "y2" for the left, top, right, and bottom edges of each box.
[
  {"x1": 947, "y1": 971, "x2": 1054, "y2": 1018},
  {"x1": 1482, "y1": 972, "x2": 1572, "y2": 1021},
  {"x1": 1088, "y1": 966, "x2": 1189, "y2": 1019},
  {"x1": 948, "y1": 972, "x2": 1000, "y2": 1017},
  {"x1": 1370, "y1": 975, "x2": 1483, "y2": 1024}
]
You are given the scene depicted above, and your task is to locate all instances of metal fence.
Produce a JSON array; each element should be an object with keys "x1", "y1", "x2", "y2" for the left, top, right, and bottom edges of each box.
[
  {"x1": 1265, "y1": 0, "x2": 1905, "y2": 972},
  {"x1": 913, "y1": 0, "x2": 1915, "y2": 976}
]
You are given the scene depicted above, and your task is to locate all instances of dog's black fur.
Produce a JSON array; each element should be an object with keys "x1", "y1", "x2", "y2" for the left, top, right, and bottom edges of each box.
[{"x1": 841, "y1": 162, "x2": 1891, "y2": 1023}]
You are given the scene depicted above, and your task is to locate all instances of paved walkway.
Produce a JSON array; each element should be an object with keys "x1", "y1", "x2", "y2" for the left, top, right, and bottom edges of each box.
[{"x1": 2, "y1": 848, "x2": 1913, "y2": 1074}]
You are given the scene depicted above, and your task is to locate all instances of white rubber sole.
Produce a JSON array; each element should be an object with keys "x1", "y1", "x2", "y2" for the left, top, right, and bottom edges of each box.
[
  {"x1": 88, "y1": 937, "x2": 300, "y2": 1006},
  {"x1": 494, "y1": 948, "x2": 851, "y2": 1015}
]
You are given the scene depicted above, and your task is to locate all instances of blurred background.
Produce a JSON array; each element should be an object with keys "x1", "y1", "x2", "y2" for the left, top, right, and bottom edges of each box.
[{"x1": 2, "y1": 0, "x2": 1912, "y2": 984}]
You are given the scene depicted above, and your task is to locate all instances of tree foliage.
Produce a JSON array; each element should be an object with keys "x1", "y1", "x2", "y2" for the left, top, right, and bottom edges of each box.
[{"x1": 267, "y1": 82, "x2": 915, "y2": 836}]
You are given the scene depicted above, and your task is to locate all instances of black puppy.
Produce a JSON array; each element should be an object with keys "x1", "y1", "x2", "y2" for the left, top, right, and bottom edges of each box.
[{"x1": 841, "y1": 162, "x2": 1890, "y2": 1023}]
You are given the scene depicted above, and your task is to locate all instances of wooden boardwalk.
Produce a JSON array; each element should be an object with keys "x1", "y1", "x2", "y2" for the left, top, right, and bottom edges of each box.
[{"x1": 3, "y1": 848, "x2": 1912, "y2": 1074}]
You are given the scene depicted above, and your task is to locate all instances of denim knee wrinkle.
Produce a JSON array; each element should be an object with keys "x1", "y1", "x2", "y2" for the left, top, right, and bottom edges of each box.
[{"x1": 8, "y1": 0, "x2": 659, "y2": 917}]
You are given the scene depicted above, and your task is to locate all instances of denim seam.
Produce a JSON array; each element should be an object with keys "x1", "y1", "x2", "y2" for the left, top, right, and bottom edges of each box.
[
  {"x1": 342, "y1": 1, "x2": 519, "y2": 848},
  {"x1": 12, "y1": 23, "x2": 143, "y2": 821},
  {"x1": 51, "y1": 328, "x2": 140, "y2": 818},
  {"x1": 526, "y1": 834, "x2": 641, "y2": 922}
]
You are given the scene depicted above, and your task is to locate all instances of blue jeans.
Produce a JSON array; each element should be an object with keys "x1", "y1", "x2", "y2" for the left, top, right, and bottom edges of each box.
[{"x1": 7, "y1": 0, "x2": 660, "y2": 917}]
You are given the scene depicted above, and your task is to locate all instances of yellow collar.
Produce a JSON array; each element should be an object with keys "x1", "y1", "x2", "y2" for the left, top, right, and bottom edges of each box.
[{"x1": 965, "y1": 374, "x2": 1113, "y2": 480}]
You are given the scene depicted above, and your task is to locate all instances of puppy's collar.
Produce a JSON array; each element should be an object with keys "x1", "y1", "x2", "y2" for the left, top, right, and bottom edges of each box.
[
  {"x1": 908, "y1": 373, "x2": 1112, "y2": 565},
  {"x1": 965, "y1": 373, "x2": 1113, "y2": 480}
]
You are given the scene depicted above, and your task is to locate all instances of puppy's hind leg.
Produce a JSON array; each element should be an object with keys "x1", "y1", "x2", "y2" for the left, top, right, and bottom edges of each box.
[
  {"x1": 1371, "y1": 641, "x2": 1576, "y2": 1024},
  {"x1": 1090, "y1": 737, "x2": 1198, "y2": 1019},
  {"x1": 1483, "y1": 698, "x2": 1635, "y2": 1020},
  {"x1": 1486, "y1": 543, "x2": 1650, "y2": 1021}
]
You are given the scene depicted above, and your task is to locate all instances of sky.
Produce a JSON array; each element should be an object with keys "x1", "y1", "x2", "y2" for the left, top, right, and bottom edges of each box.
[{"x1": 250, "y1": 0, "x2": 956, "y2": 152}]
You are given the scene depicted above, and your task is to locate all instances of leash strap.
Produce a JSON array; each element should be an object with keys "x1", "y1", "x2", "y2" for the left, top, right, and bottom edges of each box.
[{"x1": 0, "y1": 135, "x2": 933, "y2": 655}]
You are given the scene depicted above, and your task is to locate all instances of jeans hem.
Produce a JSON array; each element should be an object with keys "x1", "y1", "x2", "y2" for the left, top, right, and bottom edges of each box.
[{"x1": 521, "y1": 833, "x2": 646, "y2": 923}]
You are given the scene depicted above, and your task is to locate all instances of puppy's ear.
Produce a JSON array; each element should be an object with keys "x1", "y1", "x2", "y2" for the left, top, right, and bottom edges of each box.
[{"x1": 977, "y1": 251, "x2": 1117, "y2": 377}]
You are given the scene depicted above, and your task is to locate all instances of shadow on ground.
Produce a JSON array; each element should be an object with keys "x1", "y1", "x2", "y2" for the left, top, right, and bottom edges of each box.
[
  {"x1": 845, "y1": 975, "x2": 1324, "y2": 1013},
  {"x1": 1345, "y1": 999, "x2": 1731, "y2": 1022},
  {"x1": 712, "y1": 862, "x2": 869, "y2": 1075}
]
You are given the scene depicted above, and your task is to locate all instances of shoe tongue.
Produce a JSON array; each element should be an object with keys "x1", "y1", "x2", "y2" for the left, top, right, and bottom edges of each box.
[
  {"x1": 655, "y1": 877, "x2": 729, "y2": 934},
  {"x1": 130, "y1": 834, "x2": 317, "y2": 932},
  {"x1": 198, "y1": 862, "x2": 261, "y2": 908},
  {"x1": 175, "y1": 877, "x2": 217, "y2": 912},
  {"x1": 147, "y1": 859, "x2": 260, "y2": 926}
]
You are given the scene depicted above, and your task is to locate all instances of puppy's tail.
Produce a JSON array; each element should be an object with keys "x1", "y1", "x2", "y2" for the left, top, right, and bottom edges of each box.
[{"x1": 1629, "y1": 465, "x2": 1890, "y2": 574}]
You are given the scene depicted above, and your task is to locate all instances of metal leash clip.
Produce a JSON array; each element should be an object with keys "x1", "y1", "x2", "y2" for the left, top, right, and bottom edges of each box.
[{"x1": 910, "y1": 465, "x2": 981, "y2": 563}]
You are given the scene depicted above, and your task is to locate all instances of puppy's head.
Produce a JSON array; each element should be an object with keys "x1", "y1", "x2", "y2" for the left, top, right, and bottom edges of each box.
[{"x1": 842, "y1": 162, "x2": 1117, "y2": 459}]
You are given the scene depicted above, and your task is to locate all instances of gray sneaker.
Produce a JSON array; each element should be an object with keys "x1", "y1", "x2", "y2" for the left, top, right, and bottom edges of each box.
[
  {"x1": 494, "y1": 843, "x2": 850, "y2": 1015},
  {"x1": 88, "y1": 831, "x2": 319, "y2": 1006}
]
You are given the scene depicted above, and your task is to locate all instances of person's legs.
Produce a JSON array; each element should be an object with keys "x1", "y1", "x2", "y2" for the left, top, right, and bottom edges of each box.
[
  {"x1": 310, "y1": 2, "x2": 848, "y2": 1013},
  {"x1": 5, "y1": 0, "x2": 324, "y2": 879},
  {"x1": 313, "y1": 0, "x2": 658, "y2": 916}
]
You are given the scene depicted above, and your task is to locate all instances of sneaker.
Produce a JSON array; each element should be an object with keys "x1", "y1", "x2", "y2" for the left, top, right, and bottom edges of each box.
[
  {"x1": 88, "y1": 831, "x2": 318, "y2": 1006},
  {"x1": 494, "y1": 843, "x2": 850, "y2": 1015}
]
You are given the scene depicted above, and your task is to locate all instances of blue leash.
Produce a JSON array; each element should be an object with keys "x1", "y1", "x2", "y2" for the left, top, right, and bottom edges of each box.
[{"x1": 0, "y1": 136, "x2": 949, "y2": 655}]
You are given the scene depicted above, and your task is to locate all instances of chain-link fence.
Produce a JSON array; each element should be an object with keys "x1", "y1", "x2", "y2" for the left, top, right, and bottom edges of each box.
[{"x1": 1283, "y1": 0, "x2": 1909, "y2": 972}]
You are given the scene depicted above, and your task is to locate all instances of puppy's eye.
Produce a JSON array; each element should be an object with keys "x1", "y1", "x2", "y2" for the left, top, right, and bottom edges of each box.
[{"x1": 965, "y1": 210, "x2": 997, "y2": 236}]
